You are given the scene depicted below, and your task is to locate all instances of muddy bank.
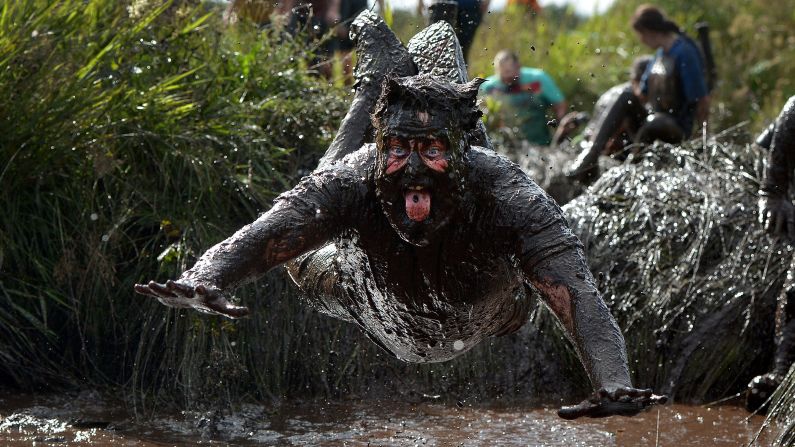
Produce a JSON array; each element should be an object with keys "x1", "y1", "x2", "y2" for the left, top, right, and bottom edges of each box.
[{"x1": 0, "y1": 391, "x2": 771, "y2": 446}]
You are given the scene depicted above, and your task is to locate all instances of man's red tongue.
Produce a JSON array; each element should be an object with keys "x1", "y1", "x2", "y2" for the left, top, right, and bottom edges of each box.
[{"x1": 405, "y1": 189, "x2": 431, "y2": 222}]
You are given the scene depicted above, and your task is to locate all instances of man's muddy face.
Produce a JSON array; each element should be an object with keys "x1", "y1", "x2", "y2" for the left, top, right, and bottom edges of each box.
[{"x1": 376, "y1": 130, "x2": 459, "y2": 247}]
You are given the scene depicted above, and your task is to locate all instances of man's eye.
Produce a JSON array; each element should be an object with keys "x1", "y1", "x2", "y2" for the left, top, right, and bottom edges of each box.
[
  {"x1": 390, "y1": 146, "x2": 408, "y2": 157},
  {"x1": 424, "y1": 147, "x2": 441, "y2": 158}
]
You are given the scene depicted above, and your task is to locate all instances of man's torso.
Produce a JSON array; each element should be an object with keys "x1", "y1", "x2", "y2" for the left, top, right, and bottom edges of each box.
[{"x1": 317, "y1": 147, "x2": 537, "y2": 362}]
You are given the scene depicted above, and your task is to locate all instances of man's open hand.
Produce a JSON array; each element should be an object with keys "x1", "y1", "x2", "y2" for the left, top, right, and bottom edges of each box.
[
  {"x1": 134, "y1": 280, "x2": 249, "y2": 319},
  {"x1": 759, "y1": 194, "x2": 795, "y2": 242},
  {"x1": 557, "y1": 387, "x2": 668, "y2": 420}
]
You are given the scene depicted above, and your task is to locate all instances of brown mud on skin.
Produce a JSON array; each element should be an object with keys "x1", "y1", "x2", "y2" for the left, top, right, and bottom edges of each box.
[{"x1": 0, "y1": 393, "x2": 772, "y2": 446}]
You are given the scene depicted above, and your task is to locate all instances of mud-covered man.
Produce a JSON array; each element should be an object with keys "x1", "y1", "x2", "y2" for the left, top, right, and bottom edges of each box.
[
  {"x1": 135, "y1": 12, "x2": 665, "y2": 419},
  {"x1": 748, "y1": 95, "x2": 795, "y2": 412}
]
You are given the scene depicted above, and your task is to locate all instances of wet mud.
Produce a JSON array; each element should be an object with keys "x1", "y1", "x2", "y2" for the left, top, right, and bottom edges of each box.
[{"x1": 0, "y1": 392, "x2": 771, "y2": 446}]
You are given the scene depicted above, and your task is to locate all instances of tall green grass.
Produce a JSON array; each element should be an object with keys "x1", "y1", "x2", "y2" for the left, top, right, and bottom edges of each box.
[{"x1": 0, "y1": 0, "x2": 346, "y2": 398}]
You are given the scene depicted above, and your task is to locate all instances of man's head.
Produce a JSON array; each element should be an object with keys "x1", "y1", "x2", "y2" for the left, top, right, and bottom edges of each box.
[
  {"x1": 494, "y1": 50, "x2": 521, "y2": 87},
  {"x1": 372, "y1": 75, "x2": 483, "y2": 246}
]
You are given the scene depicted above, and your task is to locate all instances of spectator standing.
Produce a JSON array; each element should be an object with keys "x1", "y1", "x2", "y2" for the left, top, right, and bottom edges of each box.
[{"x1": 480, "y1": 50, "x2": 567, "y2": 146}]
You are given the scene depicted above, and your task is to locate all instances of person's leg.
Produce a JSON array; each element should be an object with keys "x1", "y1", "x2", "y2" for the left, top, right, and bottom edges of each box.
[
  {"x1": 316, "y1": 11, "x2": 415, "y2": 169},
  {"x1": 746, "y1": 255, "x2": 795, "y2": 412},
  {"x1": 455, "y1": 6, "x2": 482, "y2": 62},
  {"x1": 566, "y1": 89, "x2": 643, "y2": 183},
  {"x1": 634, "y1": 112, "x2": 685, "y2": 145},
  {"x1": 774, "y1": 271, "x2": 795, "y2": 377}
]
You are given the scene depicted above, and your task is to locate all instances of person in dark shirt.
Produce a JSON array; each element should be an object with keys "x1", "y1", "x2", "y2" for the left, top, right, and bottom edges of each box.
[
  {"x1": 631, "y1": 4, "x2": 710, "y2": 139},
  {"x1": 748, "y1": 96, "x2": 795, "y2": 412},
  {"x1": 284, "y1": 0, "x2": 338, "y2": 64}
]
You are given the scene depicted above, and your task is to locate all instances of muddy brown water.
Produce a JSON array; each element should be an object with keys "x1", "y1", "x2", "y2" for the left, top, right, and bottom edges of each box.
[{"x1": 0, "y1": 391, "x2": 773, "y2": 446}]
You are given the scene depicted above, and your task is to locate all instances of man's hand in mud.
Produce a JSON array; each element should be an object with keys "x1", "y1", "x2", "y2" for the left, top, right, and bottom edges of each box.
[
  {"x1": 557, "y1": 387, "x2": 668, "y2": 420},
  {"x1": 134, "y1": 280, "x2": 249, "y2": 319},
  {"x1": 759, "y1": 194, "x2": 795, "y2": 242}
]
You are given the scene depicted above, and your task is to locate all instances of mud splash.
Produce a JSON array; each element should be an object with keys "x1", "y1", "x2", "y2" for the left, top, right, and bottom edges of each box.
[{"x1": 0, "y1": 391, "x2": 771, "y2": 446}]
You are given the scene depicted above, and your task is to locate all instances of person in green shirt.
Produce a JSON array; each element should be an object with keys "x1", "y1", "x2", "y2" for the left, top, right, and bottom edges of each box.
[{"x1": 480, "y1": 50, "x2": 567, "y2": 146}]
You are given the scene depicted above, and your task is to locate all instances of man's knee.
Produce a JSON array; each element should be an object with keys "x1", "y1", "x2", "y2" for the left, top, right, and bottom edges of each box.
[{"x1": 635, "y1": 113, "x2": 685, "y2": 144}]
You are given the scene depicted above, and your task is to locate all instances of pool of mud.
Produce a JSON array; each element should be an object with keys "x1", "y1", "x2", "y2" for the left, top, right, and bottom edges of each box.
[{"x1": 0, "y1": 391, "x2": 773, "y2": 446}]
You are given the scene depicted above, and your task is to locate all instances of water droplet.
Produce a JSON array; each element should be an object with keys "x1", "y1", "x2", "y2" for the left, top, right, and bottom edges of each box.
[{"x1": 453, "y1": 340, "x2": 465, "y2": 351}]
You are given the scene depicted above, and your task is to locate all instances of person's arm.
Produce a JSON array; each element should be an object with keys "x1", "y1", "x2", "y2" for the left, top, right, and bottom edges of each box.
[
  {"x1": 326, "y1": 0, "x2": 341, "y2": 25},
  {"x1": 498, "y1": 164, "x2": 665, "y2": 418},
  {"x1": 677, "y1": 42, "x2": 710, "y2": 130},
  {"x1": 759, "y1": 96, "x2": 795, "y2": 241},
  {"x1": 695, "y1": 95, "x2": 710, "y2": 130},
  {"x1": 536, "y1": 71, "x2": 567, "y2": 121},
  {"x1": 480, "y1": 0, "x2": 491, "y2": 14},
  {"x1": 552, "y1": 100, "x2": 568, "y2": 120},
  {"x1": 135, "y1": 164, "x2": 367, "y2": 318}
]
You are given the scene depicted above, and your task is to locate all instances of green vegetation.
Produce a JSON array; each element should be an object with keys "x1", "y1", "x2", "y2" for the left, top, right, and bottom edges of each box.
[{"x1": 0, "y1": 0, "x2": 347, "y2": 403}]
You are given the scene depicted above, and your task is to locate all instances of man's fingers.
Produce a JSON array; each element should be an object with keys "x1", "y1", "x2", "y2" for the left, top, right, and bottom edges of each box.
[
  {"x1": 147, "y1": 281, "x2": 177, "y2": 298},
  {"x1": 166, "y1": 280, "x2": 195, "y2": 298},
  {"x1": 557, "y1": 400, "x2": 597, "y2": 420},
  {"x1": 191, "y1": 284, "x2": 249, "y2": 319},
  {"x1": 558, "y1": 390, "x2": 668, "y2": 420},
  {"x1": 649, "y1": 393, "x2": 668, "y2": 405},
  {"x1": 204, "y1": 295, "x2": 250, "y2": 319},
  {"x1": 136, "y1": 281, "x2": 247, "y2": 317},
  {"x1": 221, "y1": 303, "x2": 250, "y2": 319},
  {"x1": 613, "y1": 387, "x2": 653, "y2": 399},
  {"x1": 134, "y1": 283, "x2": 153, "y2": 296}
]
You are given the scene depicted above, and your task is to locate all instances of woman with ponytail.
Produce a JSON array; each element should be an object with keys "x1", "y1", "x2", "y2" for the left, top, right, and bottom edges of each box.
[{"x1": 631, "y1": 4, "x2": 710, "y2": 139}]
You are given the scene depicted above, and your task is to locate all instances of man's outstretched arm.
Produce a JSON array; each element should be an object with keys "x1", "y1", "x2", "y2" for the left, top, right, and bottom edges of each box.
[
  {"x1": 135, "y1": 167, "x2": 365, "y2": 318},
  {"x1": 524, "y1": 244, "x2": 666, "y2": 419},
  {"x1": 498, "y1": 164, "x2": 665, "y2": 418}
]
